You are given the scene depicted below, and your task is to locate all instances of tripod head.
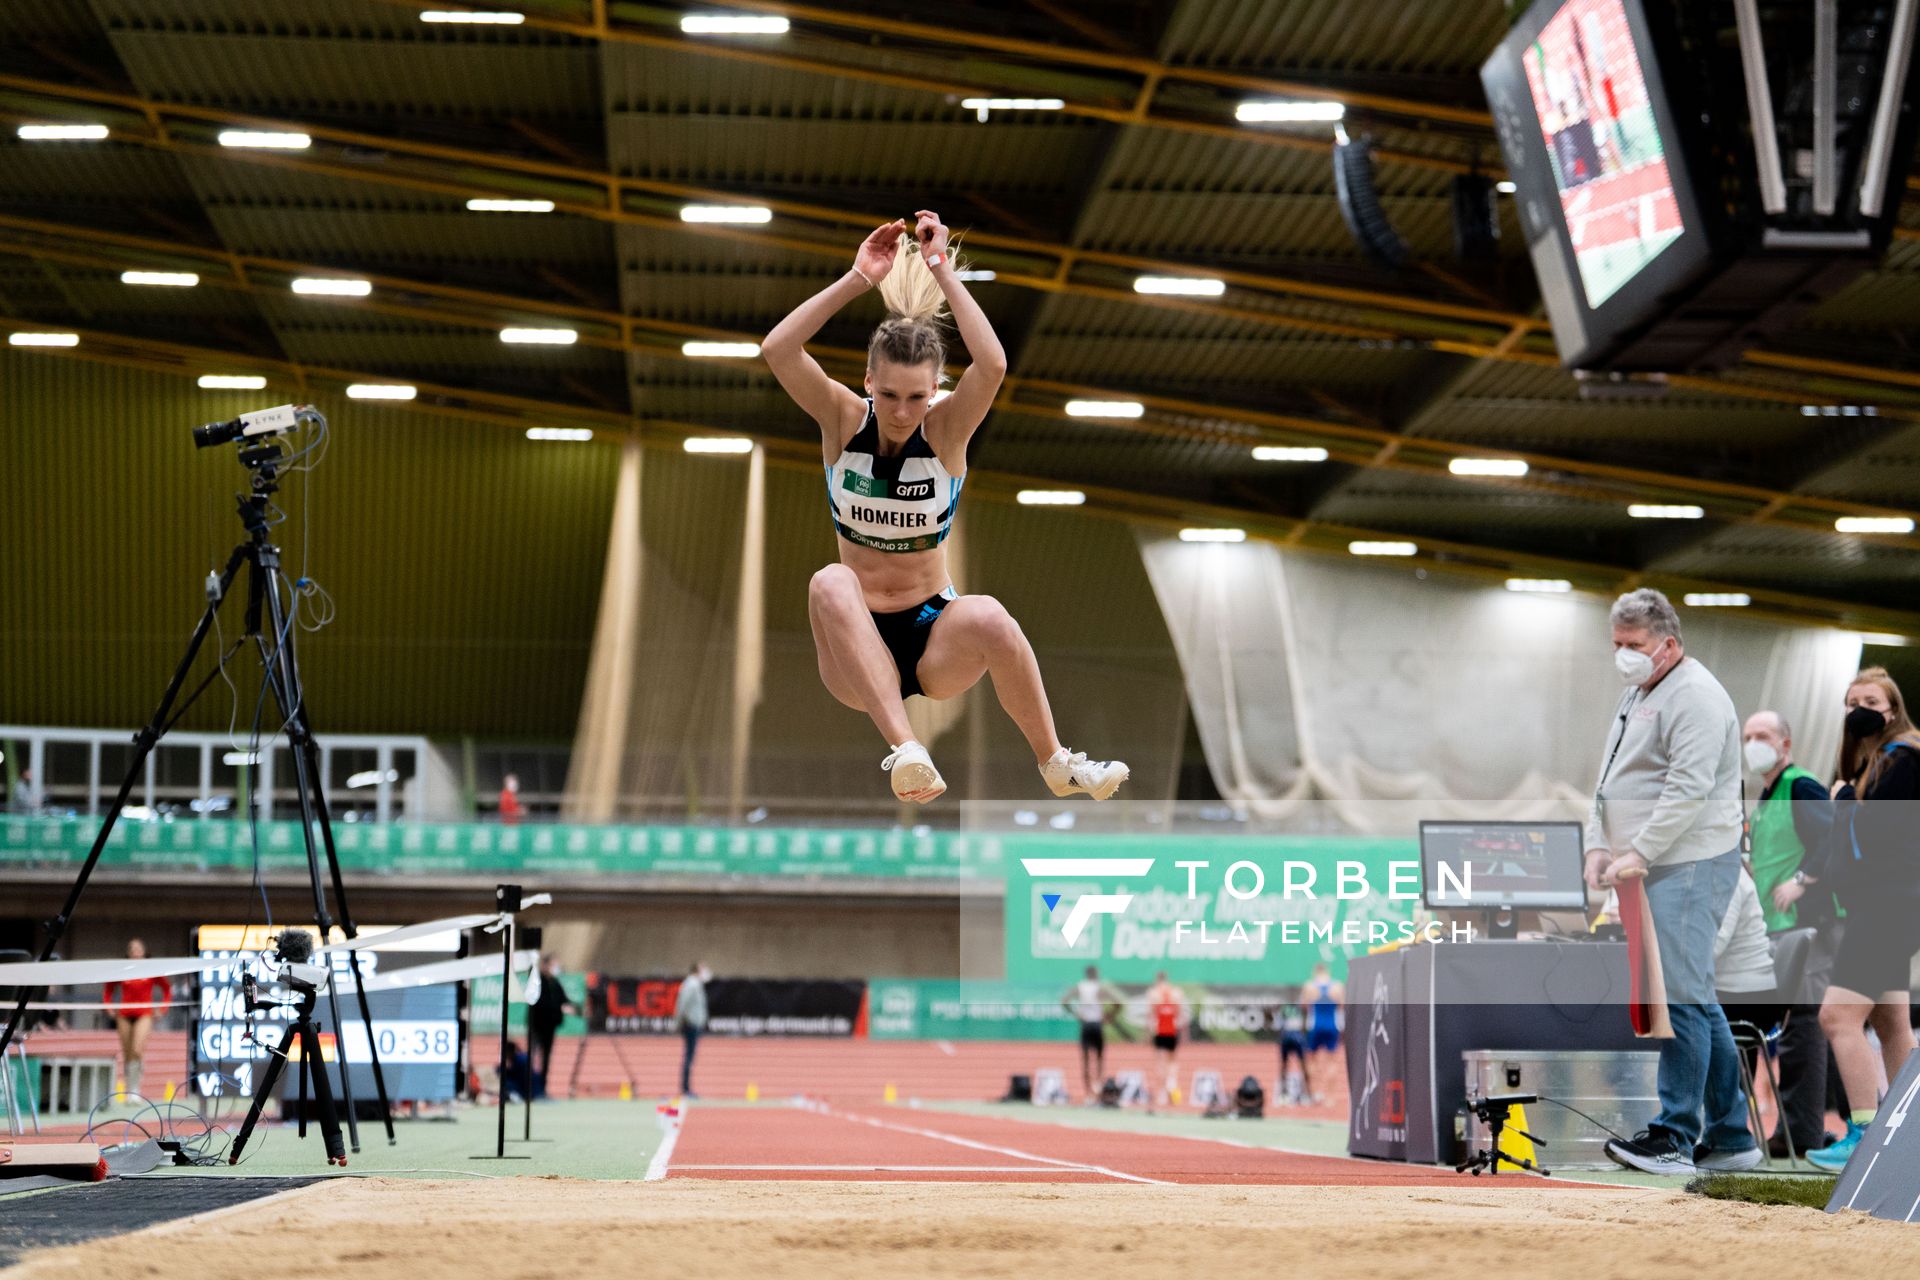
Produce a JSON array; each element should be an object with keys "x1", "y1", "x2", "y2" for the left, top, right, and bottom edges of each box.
[
  {"x1": 1468, "y1": 1092, "x2": 1537, "y2": 1124},
  {"x1": 236, "y1": 447, "x2": 283, "y2": 536}
]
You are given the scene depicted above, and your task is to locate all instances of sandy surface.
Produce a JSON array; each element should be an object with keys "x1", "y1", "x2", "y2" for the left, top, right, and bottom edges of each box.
[{"x1": 8, "y1": 1177, "x2": 1912, "y2": 1280}]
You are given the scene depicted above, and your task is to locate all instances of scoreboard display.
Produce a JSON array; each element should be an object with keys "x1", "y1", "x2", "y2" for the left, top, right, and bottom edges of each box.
[{"x1": 192, "y1": 923, "x2": 463, "y2": 1104}]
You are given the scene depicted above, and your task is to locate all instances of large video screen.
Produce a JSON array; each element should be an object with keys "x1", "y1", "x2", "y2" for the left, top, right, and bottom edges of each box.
[
  {"x1": 1420, "y1": 822, "x2": 1589, "y2": 911},
  {"x1": 192, "y1": 923, "x2": 462, "y2": 1105},
  {"x1": 1482, "y1": 0, "x2": 1713, "y2": 369},
  {"x1": 1521, "y1": 0, "x2": 1683, "y2": 308}
]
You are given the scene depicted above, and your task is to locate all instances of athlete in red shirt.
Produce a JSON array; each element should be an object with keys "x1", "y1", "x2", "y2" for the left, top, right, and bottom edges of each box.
[
  {"x1": 1146, "y1": 972, "x2": 1186, "y2": 1115},
  {"x1": 103, "y1": 938, "x2": 170, "y2": 1100}
]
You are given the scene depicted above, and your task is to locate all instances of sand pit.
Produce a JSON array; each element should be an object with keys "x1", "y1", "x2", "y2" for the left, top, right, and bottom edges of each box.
[{"x1": 7, "y1": 1177, "x2": 1910, "y2": 1280}]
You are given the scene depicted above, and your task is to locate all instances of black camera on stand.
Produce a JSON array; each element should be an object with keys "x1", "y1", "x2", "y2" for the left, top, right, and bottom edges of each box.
[
  {"x1": 230, "y1": 928, "x2": 347, "y2": 1167},
  {"x1": 1457, "y1": 1093, "x2": 1549, "y2": 1177}
]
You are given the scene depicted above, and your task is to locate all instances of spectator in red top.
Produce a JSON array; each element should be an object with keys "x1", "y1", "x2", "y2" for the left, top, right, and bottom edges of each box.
[
  {"x1": 103, "y1": 938, "x2": 170, "y2": 1101},
  {"x1": 499, "y1": 773, "x2": 526, "y2": 825}
]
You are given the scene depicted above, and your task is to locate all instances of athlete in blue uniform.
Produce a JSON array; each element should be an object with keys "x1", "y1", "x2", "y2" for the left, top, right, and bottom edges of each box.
[
  {"x1": 1305, "y1": 962, "x2": 1344, "y2": 1104},
  {"x1": 764, "y1": 213, "x2": 1128, "y2": 805}
]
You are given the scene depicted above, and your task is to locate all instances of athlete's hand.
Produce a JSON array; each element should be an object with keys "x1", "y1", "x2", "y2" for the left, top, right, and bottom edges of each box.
[
  {"x1": 855, "y1": 219, "x2": 906, "y2": 287},
  {"x1": 1583, "y1": 848, "x2": 1612, "y2": 891},
  {"x1": 913, "y1": 209, "x2": 949, "y2": 262}
]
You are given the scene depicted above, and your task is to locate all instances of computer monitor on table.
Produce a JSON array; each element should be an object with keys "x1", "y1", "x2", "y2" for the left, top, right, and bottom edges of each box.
[{"x1": 1419, "y1": 822, "x2": 1590, "y2": 935}]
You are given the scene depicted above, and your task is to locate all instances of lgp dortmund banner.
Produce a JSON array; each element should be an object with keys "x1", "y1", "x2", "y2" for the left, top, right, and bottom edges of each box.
[{"x1": 1001, "y1": 833, "x2": 1422, "y2": 985}]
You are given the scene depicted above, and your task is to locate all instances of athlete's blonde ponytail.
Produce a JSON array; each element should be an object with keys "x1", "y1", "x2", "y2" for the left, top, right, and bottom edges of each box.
[
  {"x1": 878, "y1": 233, "x2": 948, "y2": 323},
  {"x1": 869, "y1": 233, "x2": 966, "y2": 375}
]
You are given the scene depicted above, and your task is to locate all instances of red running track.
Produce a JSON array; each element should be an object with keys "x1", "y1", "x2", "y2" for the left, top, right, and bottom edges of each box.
[
  {"x1": 663, "y1": 1102, "x2": 1611, "y2": 1188},
  {"x1": 12, "y1": 1030, "x2": 1352, "y2": 1120}
]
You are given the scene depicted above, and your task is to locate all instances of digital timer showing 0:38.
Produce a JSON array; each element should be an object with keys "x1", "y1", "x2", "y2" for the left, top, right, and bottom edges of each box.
[{"x1": 336, "y1": 1019, "x2": 459, "y2": 1064}]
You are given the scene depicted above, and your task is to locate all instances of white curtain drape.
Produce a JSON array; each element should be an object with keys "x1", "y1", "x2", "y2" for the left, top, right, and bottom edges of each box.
[
  {"x1": 1138, "y1": 532, "x2": 1864, "y2": 835},
  {"x1": 727, "y1": 445, "x2": 767, "y2": 819},
  {"x1": 562, "y1": 440, "x2": 644, "y2": 821}
]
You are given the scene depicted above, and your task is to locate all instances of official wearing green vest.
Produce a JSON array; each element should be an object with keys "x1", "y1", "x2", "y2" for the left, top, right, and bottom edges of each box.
[
  {"x1": 1743, "y1": 714, "x2": 1837, "y2": 929},
  {"x1": 1740, "y1": 710, "x2": 1840, "y2": 1156}
]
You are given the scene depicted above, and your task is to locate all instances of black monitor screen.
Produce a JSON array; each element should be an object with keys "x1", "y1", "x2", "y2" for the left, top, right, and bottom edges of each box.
[
  {"x1": 1420, "y1": 821, "x2": 1590, "y2": 911},
  {"x1": 1482, "y1": 0, "x2": 1713, "y2": 367}
]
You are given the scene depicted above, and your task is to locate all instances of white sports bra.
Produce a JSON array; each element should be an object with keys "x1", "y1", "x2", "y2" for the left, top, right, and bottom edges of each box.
[{"x1": 825, "y1": 399, "x2": 963, "y2": 554}]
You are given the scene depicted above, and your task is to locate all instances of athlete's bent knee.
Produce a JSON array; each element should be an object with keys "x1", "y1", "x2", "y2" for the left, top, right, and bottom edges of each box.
[
  {"x1": 809, "y1": 563, "x2": 862, "y2": 610},
  {"x1": 969, "y1": 596, "x2": 1024, "y2": 655}
]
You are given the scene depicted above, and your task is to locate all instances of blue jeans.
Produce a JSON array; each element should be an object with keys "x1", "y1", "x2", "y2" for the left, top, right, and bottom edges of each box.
[
  {"x1": 1643, "y1": 848, "x2": 1752, "y2": 1152},
  {"x1": 679, "y1": 1025, "x2": 701, "y2": 1094}
]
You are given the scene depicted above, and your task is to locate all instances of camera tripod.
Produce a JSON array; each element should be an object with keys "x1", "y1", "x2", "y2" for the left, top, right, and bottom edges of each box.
[
  {"x1": 0, "y1": 426, "x2": 394, "y2": 1157},
  {"x1": 1457, "y1": 1093, "x2": 1550, "y2": 1177},
  {"x1": 229, "y1": 963, "x2": 345, "y2": 1165}
]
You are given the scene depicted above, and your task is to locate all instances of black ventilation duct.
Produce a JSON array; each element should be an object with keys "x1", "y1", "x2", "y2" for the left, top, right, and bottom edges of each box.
[
  {"x1": 1333, "y1": 133, "x2": 1409, "y2": 269},
  {"x1": 1452, "y1": 173, "x2": 1501, "y2": 261}
]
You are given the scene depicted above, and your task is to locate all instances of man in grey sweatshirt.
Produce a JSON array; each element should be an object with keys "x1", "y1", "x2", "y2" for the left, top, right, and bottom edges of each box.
[
  {"x1": 674, "y1": 962, "x2": 710, "y2": 1098},
  {"x1": 1583, "y1": 588, "x2": 1756, "y2": 1176}
]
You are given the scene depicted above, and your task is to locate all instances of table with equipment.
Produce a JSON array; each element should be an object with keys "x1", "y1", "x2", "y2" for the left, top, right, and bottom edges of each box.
[{"x1": 1345, "y1": 939, "x2": 1652, "y2": 1164}]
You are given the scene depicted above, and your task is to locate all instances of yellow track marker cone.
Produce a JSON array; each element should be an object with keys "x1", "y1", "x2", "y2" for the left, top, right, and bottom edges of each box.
[
  {"x1": 1170, "y1": 1086, "x2": 1183, "y2": 1106},
  {"x1": 883, "y1": 1083, "x2": 898, "y2": 1104},
  {"x1": 745, "y1": 1082, "x2": 760, "y2": 1102},
  {"x1": 619, "y1": 1081, "x2": 633, "y2": 1101},
  {"x1": 163, "y1": 1081, "x2": 176, "y2": 1102}
]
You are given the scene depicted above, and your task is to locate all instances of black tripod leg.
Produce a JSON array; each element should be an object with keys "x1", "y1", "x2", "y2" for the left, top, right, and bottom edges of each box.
[
  {"x1": 300, "y1": 1021, "x2": 347, "y2": 1166},
  {"x1": 567, "y1": 1019, "x2": 588, "y2": 1101},
  {"x1": 497, "y1": 920, "x2": 513, "y2": 1159},
  {"x1": 254, "y1": 581, "x2": 362, "y2": 1155},
  {"x1": 229, "y1": 1021, "x2": 294, "y2": 1165},
  {"x1": 291, "y1": 710, "x2": 395, "y2": 1145},
  {"x1": 0, "y1": 545, "x2": 249, "y2": 1061},
  {"x1": 298, "y1": 1039, "x2": 310, "y2": 1138}
]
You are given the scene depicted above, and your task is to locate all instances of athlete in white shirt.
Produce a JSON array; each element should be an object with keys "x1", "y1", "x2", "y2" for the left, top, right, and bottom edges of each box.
[{"x1": 764, "y1": 212, "x2": 1128, "y2": 805}]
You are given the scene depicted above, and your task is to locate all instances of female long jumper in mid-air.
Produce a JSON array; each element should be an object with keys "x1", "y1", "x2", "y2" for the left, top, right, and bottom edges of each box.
[{"x1": 762, "y1": 211, "x2": 1129, "y2": 805}]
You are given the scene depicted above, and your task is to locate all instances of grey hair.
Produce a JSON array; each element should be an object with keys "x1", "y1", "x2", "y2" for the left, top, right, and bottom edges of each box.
[
  {"x1": 1609, "y1": 588, "x2": 1683, "y2": 642},
  {"x1": 1753, "y1": 709, "x2": 1792, "y2": 741}
]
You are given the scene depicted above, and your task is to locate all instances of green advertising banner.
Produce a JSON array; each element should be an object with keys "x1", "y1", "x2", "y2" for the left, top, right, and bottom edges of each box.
[
  {"x1": 867, "y1": 977, "x2": 1316, "y2": 1043},
  {"x1": 470, "y1": 971, "x2": 589, "y2": 1037},
  {"x1": 999, "y1": 833, "x2": 1421, "y2": 985},
  {"x1": 0, "y1": 816, "x2": 1006, "y2": 880},
  {"x1": 866, "y1": 979, "x2": 1081, "y2": 1041}
]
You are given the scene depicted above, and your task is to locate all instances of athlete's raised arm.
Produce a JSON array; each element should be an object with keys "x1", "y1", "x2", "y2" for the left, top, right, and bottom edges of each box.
[
  {"x1": 763, "y1": 220, "x2": 902, "y2": 443},
  {"x1": 915, "y1": 210, "x2": 1007, "y2": 458}
]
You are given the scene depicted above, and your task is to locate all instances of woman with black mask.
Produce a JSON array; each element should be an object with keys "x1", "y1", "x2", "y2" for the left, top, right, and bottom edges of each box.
[{"x1": 1799, "y1": 668, "x2": 1920, "y2": 1170}]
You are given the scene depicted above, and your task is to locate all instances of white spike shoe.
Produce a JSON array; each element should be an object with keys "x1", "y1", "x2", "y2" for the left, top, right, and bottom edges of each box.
[
  {"x1": 882, "y1": 740, "x2": 946, "y2": 804},
  {"x1": 1042, "y1": 748, "x2": 1129, "y2": 800}
]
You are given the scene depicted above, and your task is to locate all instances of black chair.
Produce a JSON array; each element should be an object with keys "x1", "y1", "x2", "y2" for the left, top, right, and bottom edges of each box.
[{"x1": 1727, "y1": 927, "x2": 1817, "y2": 1167}]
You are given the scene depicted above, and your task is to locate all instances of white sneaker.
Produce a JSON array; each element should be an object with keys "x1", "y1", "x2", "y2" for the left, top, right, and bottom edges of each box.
[
  {"x1": 1042, "y1": 748, "x2": 1129, "y2": 800},
  {"x1": 882, "y1": 741, "x2": 946, "y2": 803}
]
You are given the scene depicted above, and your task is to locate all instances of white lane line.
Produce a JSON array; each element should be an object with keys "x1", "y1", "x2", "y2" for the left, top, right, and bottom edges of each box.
[
  {"x1": 645, "y1": 1104, "x2": 686, "y2": 1182},
  {"x1": 903, "y1": 1105, "x2": 1648, "y2": 1192},
  {"x1": 673, "y1": 1164, "x2": 1088, "y2": 1173},
  {"x1": 821, "y1": 1103, "x2": 1170, "y2": 1186}
]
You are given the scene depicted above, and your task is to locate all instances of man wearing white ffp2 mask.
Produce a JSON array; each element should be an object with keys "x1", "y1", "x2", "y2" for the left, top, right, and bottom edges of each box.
[{"x1": 1585, "y1": 587, "x2": 1749, "y2": 1178}]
